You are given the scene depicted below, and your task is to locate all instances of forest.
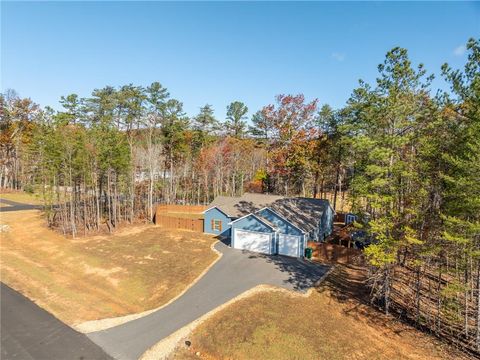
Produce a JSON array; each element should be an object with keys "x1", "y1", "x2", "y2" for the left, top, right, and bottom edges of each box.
[{"x1": 1, "y1": 38, "x2": 479, "y2": 354}]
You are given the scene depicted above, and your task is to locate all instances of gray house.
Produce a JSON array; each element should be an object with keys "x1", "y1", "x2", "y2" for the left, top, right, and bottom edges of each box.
[{"x1": 203, "y1": 193, "x2": 335, "y2": 258}]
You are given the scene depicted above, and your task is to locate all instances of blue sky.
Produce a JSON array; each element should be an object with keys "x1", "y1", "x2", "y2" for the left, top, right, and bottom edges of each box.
[{"x1": 2, "y1": 1, "x2": 479, "y2": 120}]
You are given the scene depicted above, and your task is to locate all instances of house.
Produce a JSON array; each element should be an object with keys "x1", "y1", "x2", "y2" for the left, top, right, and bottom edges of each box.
[
  {"x1": 345, "y1": 213, "x2": 357, "y2": 225},
  {"x1": 203, "y1": 193, "x2": 284, "y2": 237},
  {"x1": 230, "y1": 208, "x2": 307, "y2": 257},
  {"x1": 203, "y1": 193, "x2": 335, "y2": 258}
]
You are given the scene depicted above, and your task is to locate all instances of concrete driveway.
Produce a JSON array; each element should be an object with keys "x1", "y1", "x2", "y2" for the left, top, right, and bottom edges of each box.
[
  {"x1": 88, "y1": 241, "x2": 330, "y2": 360},
  {"x1": 1, "y1": 283, "x2": 112, "y2": 360}
]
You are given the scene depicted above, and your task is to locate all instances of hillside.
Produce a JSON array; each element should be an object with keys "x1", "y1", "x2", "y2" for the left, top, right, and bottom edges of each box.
[{"x1": 172, "y1": 264, "x2": 471, "y2": 360}]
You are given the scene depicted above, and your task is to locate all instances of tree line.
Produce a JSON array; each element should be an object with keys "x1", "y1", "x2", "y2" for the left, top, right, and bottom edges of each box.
[
  {"x1": 1, "y1": 38, "x2": 479, "y2": 354},
  {"x1": 0, "y1": 84, "x2": 346, "y2": 233}
]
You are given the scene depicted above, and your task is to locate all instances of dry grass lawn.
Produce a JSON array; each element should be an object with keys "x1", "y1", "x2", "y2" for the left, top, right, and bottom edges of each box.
[
  {"x1": 0, "y1": 209, "x2": 217, "y2": 325},
  {"x1": 172, "y1": 265, "x2": 469, "y2": 360}
]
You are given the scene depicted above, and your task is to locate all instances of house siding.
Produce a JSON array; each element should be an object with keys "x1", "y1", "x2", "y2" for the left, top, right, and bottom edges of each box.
[
  {"x1": 318, "y1": 205, "x2": 334, "y2": 240},
  {"x1": 257, "y1": 208, "x2": 306, "y2": 258},
  {"x1": 256, "y1": 208, "x2": 303, "y2": 236},
  {"x1": 204, "y1": 207, "x2": 232, "y2": 237},
  {"x1": 300, "y1": 234, "x2": 307, "y2": 257}
]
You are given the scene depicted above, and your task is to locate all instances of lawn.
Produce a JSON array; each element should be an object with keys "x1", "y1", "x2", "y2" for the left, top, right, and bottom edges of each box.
[
  {"x1": 0, "y1": 209, "x2": 218, "y2": 326},
  {"x1": 172, "y1": 265, "x2": 468, "y2": 360}
]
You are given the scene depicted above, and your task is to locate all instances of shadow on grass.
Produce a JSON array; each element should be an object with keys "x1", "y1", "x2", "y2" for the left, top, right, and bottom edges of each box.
[{"x1": 314, "y1": 263, "x2": 417, "y2": 336}]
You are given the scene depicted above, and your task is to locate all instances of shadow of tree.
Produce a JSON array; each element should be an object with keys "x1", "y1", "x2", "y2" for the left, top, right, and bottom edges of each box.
[
  {"x1": 242, "y1": 251, "x2": 331, "y2": 292},
  {"x1": 231, "y1": 199, "x2": 322, "y2": 234},
  {"x1": 317, "y1": 264, "x2": 370, "y2": 304},
  {"x1": 313, "y1": 263, "x2": 414, "y2": 334},
  {"x1": 232, "y1": 201, "x2": 260, "y2": 216}
]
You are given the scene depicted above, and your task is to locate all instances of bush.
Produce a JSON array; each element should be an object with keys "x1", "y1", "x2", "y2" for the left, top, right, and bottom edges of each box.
[{"x1": 23, "y1": 184, "x2": 35, "y2": 194}]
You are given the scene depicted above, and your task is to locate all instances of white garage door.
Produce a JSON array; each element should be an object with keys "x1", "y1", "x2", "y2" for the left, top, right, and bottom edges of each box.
[
  {"x1": 234, "y1": 229, "x2": 272, "y2": 254},
  {"x1": 278, "y1": 234, "x2": 301, "y2": 257}
]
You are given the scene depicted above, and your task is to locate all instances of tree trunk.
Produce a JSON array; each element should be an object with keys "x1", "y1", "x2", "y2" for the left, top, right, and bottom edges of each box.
[
  {"x1": 384, "y1": 266, "x2": 391, "y2": 316},
  {"x1": 333, "y1": 167, "x2": 340, "y2": 211},
  {"x1": 416, "y1": 265, "x2": 421, "y2": 325},
  {"x1": 476, "y1": 262, "x2": 480, "y2": 351}
]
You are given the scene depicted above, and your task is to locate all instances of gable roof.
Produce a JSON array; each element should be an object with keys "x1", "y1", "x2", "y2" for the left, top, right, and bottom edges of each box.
[
  {"x1": 208, "y1": 193, "x2": 332, "y2": 233},
  {"x1": 256, "y1": 207, "x2": 306, "y2": 234},
  {"x1": 208, "y1": 193, "x2": 284, "y2": 218},
  {"x1": 203, "y1": 206, "x2": 230, "y2": 217},
  {"x1": 229, "y1": 212, "x2": 277, "y2": 230},
  {"x1": 269, "y1": 197, "x2": 331, "y2": 234}
]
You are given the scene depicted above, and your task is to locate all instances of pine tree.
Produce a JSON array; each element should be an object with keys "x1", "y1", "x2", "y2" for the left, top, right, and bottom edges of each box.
[{"x1": 225, "y1": 101, "x2": 248, "y2": 138}]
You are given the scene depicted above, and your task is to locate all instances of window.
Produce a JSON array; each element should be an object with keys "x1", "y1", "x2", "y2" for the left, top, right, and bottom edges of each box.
[{"x1": 211, "y1": 219, "x2": 222, "y2": 232}]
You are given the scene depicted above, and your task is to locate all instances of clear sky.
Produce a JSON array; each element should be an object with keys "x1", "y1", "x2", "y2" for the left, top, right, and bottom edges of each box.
[{"x1": 2, "y1": 1, "x2": 479, "y2": 120}]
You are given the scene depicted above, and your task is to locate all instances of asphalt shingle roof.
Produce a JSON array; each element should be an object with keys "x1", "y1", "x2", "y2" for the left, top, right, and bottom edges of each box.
[{"x1": 208, "y1": 193, "x2": 332, "y2": 233}]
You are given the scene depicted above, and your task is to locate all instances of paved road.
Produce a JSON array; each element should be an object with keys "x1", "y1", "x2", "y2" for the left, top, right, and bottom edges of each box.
[
  {"x1": 1, "y1": 283, "x2": 112, "y2": 360},
  {"x1": 88, "y1": 241, "x2": 329, "y2": 360},
  {"x1": 0, "y1": 198, "x2": 42, "y2": 212}
]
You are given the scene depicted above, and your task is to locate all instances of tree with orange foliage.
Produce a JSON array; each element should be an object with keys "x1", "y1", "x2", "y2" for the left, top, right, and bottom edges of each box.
[{"x1": 261, "y1": 94, "x2": 318, "y2": 195}]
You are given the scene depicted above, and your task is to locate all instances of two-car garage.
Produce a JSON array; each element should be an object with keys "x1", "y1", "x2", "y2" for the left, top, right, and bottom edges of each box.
[{"x1": 230, "y1": 212, "x2": 306, "y2": 258}]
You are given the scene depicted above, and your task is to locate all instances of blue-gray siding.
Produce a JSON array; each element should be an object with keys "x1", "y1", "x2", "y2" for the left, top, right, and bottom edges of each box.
[
  {"x1": 203, "y1": 207, "x2": 232, "y2": 237},
  {"x1": 299, "y1": 234, "x2": 307, "y2": 257},
  {"x1": 318, "y1": 205, "x2": 334, "y2": 240},
  {"x1": 257, "y1": 208, "x2": 306, "y2": 257},
  {"x1": 256, "y1": 208, "x2": 302, "y2": 236}
]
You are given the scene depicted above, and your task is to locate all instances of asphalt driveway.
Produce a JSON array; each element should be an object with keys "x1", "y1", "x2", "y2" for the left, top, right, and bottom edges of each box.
[
  {"x1": 88, "y1": 241, "x2": 330, "y2": 360},
  {"x1": 0, "y1": 283, "x2": 112, "y2": 360},
  {"x1": 0, "y1": 198, "x2": 42, "y2": 212}
]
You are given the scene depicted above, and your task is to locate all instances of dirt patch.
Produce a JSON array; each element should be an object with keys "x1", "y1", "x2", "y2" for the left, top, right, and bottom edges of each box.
[
  {"x1": 0, "y1": 209, "x2": 218, "y2": 325},
  {"x1": 81, "y1": 264, "x2": 125, "y2": 287}
]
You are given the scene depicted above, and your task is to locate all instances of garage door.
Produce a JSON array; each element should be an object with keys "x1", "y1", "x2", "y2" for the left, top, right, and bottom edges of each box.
[
  {"x1": 278, "y1": 234, "x2": 301, "y2": 257},
  {"x1": 234, "y1": 229, "x2": 272, "y2": 254}
]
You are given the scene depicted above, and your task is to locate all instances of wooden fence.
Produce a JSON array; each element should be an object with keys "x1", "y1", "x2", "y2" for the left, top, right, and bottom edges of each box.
[
  {"x1": 334, "y1": 212, "x2": 346, "y2": 224},
  {"x1": 156, "y1": 204, "x2": 207, "y2": 214},
  {"x1": 308, "y1": 242, "x2": 364, "y2": 265},
  {"x1": 155, "y1": 214, "x2": 204, "y2": 232}
]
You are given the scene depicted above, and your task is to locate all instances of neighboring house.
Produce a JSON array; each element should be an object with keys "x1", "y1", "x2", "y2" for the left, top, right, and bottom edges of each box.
[
  {"x1": 345, "y1": 213, "x2": 357, "y2": 225},
  {"x1": 135, "y1": 170, "x2": 170, "y2": 183},
  {"x1": 203, "y1": 193, "x2": 335, "y2": 258}
]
